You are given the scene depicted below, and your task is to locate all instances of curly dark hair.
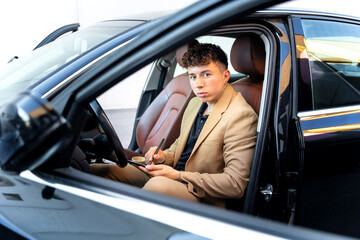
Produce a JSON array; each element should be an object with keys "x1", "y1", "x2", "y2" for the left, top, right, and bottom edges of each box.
[{"x1": 181, "y1": 43, "x2": 228, "y2": 69}]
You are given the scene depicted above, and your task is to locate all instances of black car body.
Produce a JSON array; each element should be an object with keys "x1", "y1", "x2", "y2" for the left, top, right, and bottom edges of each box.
[{"x1": 0, "y1": 0, "x2": 360, "y2": 239}]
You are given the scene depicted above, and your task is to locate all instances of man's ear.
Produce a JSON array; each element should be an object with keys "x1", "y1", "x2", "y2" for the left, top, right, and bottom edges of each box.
[{"x1": 224, "y1": 69, "x2": 231, "y2": 83}]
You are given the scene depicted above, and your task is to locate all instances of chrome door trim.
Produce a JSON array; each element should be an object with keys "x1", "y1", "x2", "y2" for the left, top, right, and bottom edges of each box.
[
  {"x1": 298, "y1": 105, "x2": 360, "y2": 137},
  {"x1": 298, "y1": 104, "x2": 360, "y2": 118}
]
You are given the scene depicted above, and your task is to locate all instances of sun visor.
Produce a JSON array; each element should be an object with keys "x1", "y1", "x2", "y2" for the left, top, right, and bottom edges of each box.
[{"x1": 0, "y1": 92, "x2": 70, "y2": 173}]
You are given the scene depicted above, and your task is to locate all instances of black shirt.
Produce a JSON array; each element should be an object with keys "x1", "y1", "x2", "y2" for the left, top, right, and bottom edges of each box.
[{"x1": 174, "y1": 103, "x2": 209, "y2": 171}]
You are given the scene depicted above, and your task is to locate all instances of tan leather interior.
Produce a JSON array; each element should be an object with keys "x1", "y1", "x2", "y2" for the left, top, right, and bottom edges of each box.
[
  {"x1": 125, "y1": 43, "x2": 195, "y2": 159},
  {"x1": 230, "y1": 33, "x2": 266, "y2": 115}
]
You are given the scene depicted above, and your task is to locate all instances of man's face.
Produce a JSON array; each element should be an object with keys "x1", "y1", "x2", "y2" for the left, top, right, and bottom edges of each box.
[{"x1": 188, "y1": 61, "x2": 230, "y2": 106}]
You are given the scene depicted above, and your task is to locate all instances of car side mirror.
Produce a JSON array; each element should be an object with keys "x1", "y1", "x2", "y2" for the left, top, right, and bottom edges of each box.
[{"x1": 0, "y1": 92, "x2": 71, "y2": 173}]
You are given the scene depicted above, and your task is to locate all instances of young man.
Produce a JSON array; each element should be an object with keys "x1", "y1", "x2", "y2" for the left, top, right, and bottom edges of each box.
[{"x1": 92, "y1": 43, "x2": 258, "y2": 207}]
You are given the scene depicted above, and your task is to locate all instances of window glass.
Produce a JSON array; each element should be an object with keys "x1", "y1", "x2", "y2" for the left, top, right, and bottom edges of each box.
[
  {"x1": 0, "y1": 20, "x2": 143, "y2": 107},
  {"x1": 97, "y1": 64, "x2": 151, "y2": 147},
  {"x1": 302, "y1": 19, "x2": 360, "y2": 110}
]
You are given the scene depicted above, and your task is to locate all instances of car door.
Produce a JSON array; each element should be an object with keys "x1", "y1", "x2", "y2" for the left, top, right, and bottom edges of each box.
[
  {"x1": 6, "y1": 1, "x2": 353, "y2": 239},
  {"x1": 293, "y1": 15, "x2": 360, "y2": 238}
]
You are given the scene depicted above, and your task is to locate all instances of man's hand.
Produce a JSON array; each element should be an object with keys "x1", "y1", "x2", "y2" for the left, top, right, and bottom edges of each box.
[
  {"x1": 145, "y1": 146, "x2": 166, "y2": 164},
  {"x1": 139, "y1": 164, "x2": 180, "y2": 180}
]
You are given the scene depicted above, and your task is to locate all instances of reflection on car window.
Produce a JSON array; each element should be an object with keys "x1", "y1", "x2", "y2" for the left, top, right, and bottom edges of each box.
[
  {"x1": 302, "y1": 19, "x2": 360, "y2": 110},
  {"x1": 0, "y1": 21, "x2": 144, "y2": 107}
]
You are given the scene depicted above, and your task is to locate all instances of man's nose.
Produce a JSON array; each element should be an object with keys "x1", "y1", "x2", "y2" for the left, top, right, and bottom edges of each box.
[{"x1": 196, "y1": 77, "x2": 205, "y2": 87}]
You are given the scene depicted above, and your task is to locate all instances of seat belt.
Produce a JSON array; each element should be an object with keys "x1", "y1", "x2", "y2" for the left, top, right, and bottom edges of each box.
[
  {"x1": 156, "y1": 59, "x2": 171, "y2": 96},
  {"x1": 156, "y1": 66, "x2": 167, "y2": 96}
]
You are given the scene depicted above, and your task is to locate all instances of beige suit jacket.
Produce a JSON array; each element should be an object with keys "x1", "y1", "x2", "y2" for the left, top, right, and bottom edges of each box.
[{"x1": 163, "y1": 84, "x2": 258, "y2": 204}]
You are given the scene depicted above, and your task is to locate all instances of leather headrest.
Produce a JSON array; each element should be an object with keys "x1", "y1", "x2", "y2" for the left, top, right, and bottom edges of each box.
[
  {"x1": 230, "y1": 34, "x2": 265, "y2": 76},
  {"x1": 176, "y1": 40, "x2": 199, "y2": 66}
]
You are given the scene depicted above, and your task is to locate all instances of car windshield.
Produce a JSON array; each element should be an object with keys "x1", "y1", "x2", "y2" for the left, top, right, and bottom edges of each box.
[{"x1": 0, "y1": 20, "x2": 145, "y2": 106}]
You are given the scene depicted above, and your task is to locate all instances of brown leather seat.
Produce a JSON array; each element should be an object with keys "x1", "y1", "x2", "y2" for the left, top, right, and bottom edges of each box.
[
  {"x1": 230, "y1": 33, "x2": 265, "y2": 115},
  {"x1": 125, "y1": 43, "x2": 196, "y2": 159}
]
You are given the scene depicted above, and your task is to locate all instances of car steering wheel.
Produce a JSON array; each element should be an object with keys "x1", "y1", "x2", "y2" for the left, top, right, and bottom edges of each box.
[{"x1": 89, "y1": 100, "x2": 128, "y2": 167}]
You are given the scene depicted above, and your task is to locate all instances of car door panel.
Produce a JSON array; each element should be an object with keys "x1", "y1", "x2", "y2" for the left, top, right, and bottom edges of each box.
[
  {"x1": 297, "y1": 108, "x2": 360, "y2": 237},
  {"x1": 18, "y1": 168, "x2": 348, "y2": 240},
  {"x1": 0, "y1": 170, "x2": 189, "y2": 240},
  {"x1": 9, "y1": 0, "x2": 360, "y2": 239},
  {"x1": 294, "y1": 16, "x2": 360, "y2": 237}
]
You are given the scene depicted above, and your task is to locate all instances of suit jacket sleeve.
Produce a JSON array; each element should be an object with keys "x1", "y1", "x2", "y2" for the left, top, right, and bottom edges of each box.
[{"x1": 162, "y1": 138, "x2": 178, "y2": 166}]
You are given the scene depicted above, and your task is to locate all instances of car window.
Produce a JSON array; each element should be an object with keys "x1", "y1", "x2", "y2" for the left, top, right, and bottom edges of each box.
[
  {"x1": 302, "y1": 19, "x2": 360, "y2": 110},
  {"x1": 97, "y1": 64, "x2": 152, "y2": 147},
  {"x1": 0, "y1": 20, "x2": 144, "y2": 107}
]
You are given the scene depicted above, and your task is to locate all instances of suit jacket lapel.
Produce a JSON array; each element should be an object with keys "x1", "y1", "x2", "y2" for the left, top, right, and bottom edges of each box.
[{"x1": 190, "y1": 85, "x2": 235, "y2": 158}]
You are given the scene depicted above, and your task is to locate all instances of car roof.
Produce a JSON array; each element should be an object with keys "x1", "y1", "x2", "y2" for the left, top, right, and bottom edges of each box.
[
  {"x1": 114, "y1": 10, "x2": 173, "y2": 21},
  {"x1": 258, "y1": 8, "x2": 360, "y2": 21}
]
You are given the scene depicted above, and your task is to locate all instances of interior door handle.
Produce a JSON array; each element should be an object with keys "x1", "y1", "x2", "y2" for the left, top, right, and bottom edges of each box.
[{"x1": 260, "y1": 184, "x2": 273, "y2": 201}]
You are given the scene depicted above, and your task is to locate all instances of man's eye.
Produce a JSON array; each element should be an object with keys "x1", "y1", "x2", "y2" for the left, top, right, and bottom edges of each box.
[
  {"x1": 189, "y1": 75, "x2": 196, "y2": 80},
  {"x1": 204, "y1": 73, "x2": 211, "y2": 77}
]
